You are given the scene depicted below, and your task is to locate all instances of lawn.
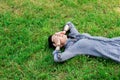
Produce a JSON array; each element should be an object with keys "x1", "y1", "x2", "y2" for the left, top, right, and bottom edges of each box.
[{"x1": 0, "y1": 0, "x2": 120, "y2": 80}]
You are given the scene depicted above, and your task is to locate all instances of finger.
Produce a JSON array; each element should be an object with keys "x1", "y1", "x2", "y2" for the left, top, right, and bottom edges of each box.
[{"x1": 53, "y1": 43, "x2": 57, "y2": 47}]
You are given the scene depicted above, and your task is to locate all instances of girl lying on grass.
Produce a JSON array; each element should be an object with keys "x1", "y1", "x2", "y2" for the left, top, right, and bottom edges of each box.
[{"x1": 48, "y1": 22, "x2": 120, "y2": 62}]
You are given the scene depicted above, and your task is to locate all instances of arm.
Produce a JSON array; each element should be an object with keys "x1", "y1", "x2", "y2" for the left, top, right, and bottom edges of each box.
[
  {"x1": 53, "y1": 46, "x2": 77, "y2": 62},
  {"x1": 63, "y1": 22, "x2": 79, "y2": 36}
]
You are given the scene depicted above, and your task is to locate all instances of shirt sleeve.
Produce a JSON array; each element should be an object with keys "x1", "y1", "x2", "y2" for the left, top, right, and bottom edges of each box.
[
  {"x1": 52, "y1": 49, "x2": 77, "y2": 62},
  {"x1": 65, "y1": 22, "x2": 80, "y2": 38}
]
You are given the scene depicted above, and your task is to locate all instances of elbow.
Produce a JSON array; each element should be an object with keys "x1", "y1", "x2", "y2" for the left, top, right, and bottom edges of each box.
[
  {"x1": 54, "y1": 57, "x2": 64, "y2": 62},
  {"x1": 54, "y1": 54, "x2": 65, "y2": 62}
]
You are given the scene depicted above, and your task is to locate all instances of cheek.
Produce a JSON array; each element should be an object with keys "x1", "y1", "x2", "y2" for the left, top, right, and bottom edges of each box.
[
  {"x1": 60, "y1": 38, "x2": 65, "y2": 44},
  {"x1": 59, "y1": 36, "x2": 67, "y2": 44},
  {"x1": 65, "y1": 36, "x2": 67, "y2": 40},
  {"x1": 61, "y1": 39, "x2": 64, "y2": 43}
]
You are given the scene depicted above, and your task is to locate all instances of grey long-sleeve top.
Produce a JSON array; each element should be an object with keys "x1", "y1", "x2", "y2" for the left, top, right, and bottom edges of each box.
[{"x1": 53, "y1": 22, "x2": 120, "y2": 62}]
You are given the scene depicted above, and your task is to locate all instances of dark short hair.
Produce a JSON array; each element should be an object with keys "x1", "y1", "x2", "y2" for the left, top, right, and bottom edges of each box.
[{"x1": 48, "y1": 35, "x2": 55, "y2": 49}]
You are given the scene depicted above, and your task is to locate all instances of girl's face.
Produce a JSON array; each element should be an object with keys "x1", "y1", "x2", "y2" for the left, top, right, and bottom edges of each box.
[{"x1": 52, "y1": 32, "x2": 67, "y2": 47}]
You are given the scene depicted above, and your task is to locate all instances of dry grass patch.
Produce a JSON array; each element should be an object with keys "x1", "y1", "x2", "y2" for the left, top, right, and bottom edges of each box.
[
  {"x1": 114, "y1": 7, "x2": 120, "y2": 13},
  {"x1": 30, "y1": 0, "x2": 42, "y2": 6},
  {"x1": 0, "y1": 1, "x2": 11, "y2": 13}
]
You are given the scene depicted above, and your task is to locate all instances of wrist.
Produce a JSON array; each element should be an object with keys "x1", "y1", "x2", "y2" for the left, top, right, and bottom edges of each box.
[
  {"x1": 56, "y1": 46, "x2": 60, "y2": 50},
  {"x1": 64, "y1": 25, "x2": 69, "y2": 32}
]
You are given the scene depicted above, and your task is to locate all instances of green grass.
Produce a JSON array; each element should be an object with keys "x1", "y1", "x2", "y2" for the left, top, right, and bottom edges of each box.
[{"x1": 0, "y1": 0, "x2": 120, "y2": 79}]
